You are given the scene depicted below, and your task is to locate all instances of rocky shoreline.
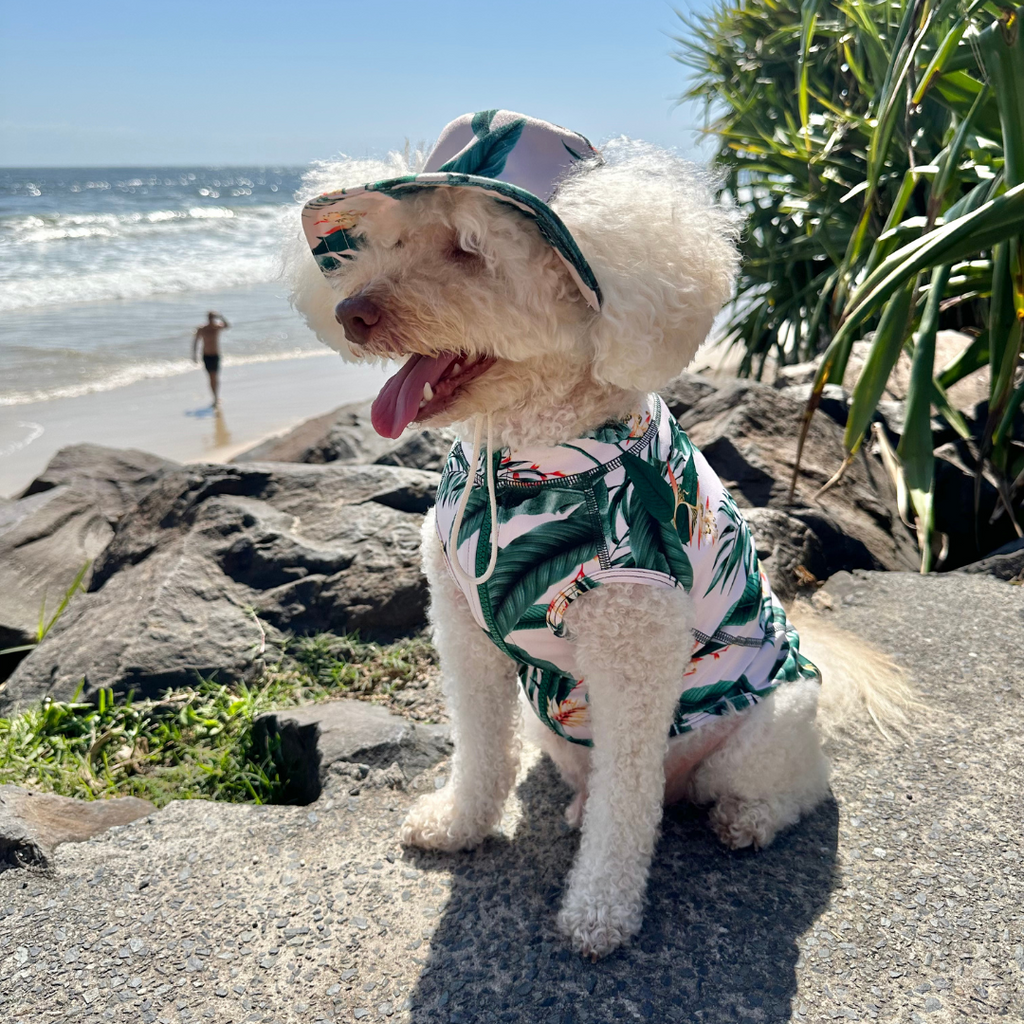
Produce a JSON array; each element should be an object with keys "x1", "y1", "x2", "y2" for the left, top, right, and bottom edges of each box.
[{"x1": 5, "y1": 367, "x2": 995, "y2": 713}]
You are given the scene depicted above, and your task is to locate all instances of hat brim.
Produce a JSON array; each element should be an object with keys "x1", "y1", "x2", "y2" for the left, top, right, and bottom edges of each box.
[{"x1": 302, "y1": 172, "x2": 602, "y2": 311}]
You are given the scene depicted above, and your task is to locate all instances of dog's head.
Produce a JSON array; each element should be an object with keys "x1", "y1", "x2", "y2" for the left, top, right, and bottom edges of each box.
[{"x1": 289, "y1": 131, "x2": 739, "y2": 441}]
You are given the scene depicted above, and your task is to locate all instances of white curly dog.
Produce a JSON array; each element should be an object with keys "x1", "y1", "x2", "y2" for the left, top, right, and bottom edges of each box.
[{"x1": 289, "y1": 111, "x2": 910, "y2": 958}]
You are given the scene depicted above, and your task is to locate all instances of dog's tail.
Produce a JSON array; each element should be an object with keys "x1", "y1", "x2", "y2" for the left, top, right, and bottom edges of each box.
[{"x1": 787, "y1": 603, "x2": 921, "y2": 743}]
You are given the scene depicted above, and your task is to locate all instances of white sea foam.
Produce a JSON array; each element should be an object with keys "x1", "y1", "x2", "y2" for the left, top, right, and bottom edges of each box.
[
  {"x1": 0, "y1": 166, "x2": 318, "y2": 408},
  {"x1": 1, "y1": 204, "x2": 282, "y2": 245},
  {"x1": 0, "y1": 349, "x2": 333, "y2": 407},
  {"x1": 0, "y1": 421, "x2": 45, "y2": 458},
  {"x1": 0, "y1": 255, "x2": 282, "y2": 312},
  {"x1": 0, "y1": 202, "x2": 292, "y2": 311}
]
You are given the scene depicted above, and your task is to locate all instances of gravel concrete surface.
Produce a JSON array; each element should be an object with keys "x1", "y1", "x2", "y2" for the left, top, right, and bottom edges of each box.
[{"x1": 1, "y1": 571, "x2": 1021, "y2": 1024}]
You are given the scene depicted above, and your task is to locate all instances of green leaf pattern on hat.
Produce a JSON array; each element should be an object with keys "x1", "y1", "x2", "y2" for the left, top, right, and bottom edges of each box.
[
  {"x1": 437, "y1": 109, "x2": 526, "y2": 178},
  {"x1": 301, "y1": 109, "x2": 604, "y2": 309}
]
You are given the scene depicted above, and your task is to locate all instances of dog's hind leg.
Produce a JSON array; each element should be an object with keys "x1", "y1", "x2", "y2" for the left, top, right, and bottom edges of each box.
[
  {"x1": 556, "y1": 584, "x2": 694, "y2": 958},
  {"x1": 399, "y1": 512, "x2": 521, "y2": 852},
  {"x1": 687, "y1": 676, "x2": 830, "y2": 850}
]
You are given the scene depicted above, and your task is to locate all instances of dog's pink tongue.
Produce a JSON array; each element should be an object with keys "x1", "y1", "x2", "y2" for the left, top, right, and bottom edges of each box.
[{"x1": 370, "y1": 352, "x2": 459, "y2": 438}]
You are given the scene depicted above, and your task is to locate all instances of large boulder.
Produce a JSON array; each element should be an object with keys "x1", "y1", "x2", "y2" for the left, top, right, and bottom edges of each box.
[
  {"x1": 955, "y1": 537, "x2": 1024, "y2": 581},
  {"x1": 774, "y1": 331, "x2": 989, "y2": 410},
  {"x1": 234, "y1": 398, "x2": 456, "y2": 472},
  {"x1": 0, "y1": 445, "x2": 174, "y2": 681},
  {"x1": 253, "y1": 699, "x2": 451, "y2": 804},
  {"x1": 233, "y1": 399, "x2": 391, "y2": 465},
  {"x1": 769, "y1": 334, "x2": 1018, "y2": 570},
  {"x1": 236, "y1": 379, "x2": 718, "y2": 472},
  {"x1": 0, "y1": 462, "x2": 438, "y2": 713},
  {"x1": 679, "y1": 379, "x2": 920, "y2": 597}
]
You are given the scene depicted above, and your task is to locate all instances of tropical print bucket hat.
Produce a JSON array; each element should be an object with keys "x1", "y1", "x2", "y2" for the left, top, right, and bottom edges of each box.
[{"x1": 301, "y1": 109, "x2": 604, "y2": 310}]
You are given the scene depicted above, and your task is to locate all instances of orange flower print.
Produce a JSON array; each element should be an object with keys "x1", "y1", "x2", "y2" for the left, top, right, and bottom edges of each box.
[
  {"x1": 547, "y1": 694, "x2": 590, "y2": 729},
  {"x1": 625, "y1": 410, "x2": 648, "y2": 439},
  {"x1": 667, "y1": 463, "x2": 680, "y2": 502},
  {"x1": 696, "y1": 496, "x2": 718, "y2": 547},
  {"x1": 315, "y1": 209, "x2": 365, "y2": 233}
]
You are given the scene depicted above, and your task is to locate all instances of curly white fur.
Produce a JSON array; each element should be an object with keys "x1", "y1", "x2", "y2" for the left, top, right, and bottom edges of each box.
[
  {"x1": 287, "y1": 135, "x2": 907, "y2": 957},
  {"x1": 399, "y1": 511, "x2": 522, "y2": 851}
]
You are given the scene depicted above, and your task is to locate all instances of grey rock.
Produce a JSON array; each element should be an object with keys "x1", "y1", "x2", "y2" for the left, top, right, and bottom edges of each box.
[
  {"x1": 236, "y1": 375, "x2": 716, "y2": 471},
  {"x1": 773, "y1": 361, "x2": 819, "y2": 389},
  {"x1": 768, "y1": 339, "x2": 1012, "y2": 569},
  {"x1": 0, "y1": 784, "x2": 153, "y2": 871},
  {"x1": 743, "y1": 508, "x2": 829, "y2": 602},
  {"x1": 658, "y1": 372, "x2": 719, "y2": 418},
  {"x1": 1, "y1": 462, "x2": 437, "y2": 712},
  {"x1": 679, "y1": 379, "x2": 920, "y2": 594},
  {"x1": 955, "y1": 537, "x2": 1024, "y2": 581},
  {"x1": 773, "y1": 382, "x2": 850, "y2": 427},
  {"x1": 374, "y1": 428, "x2": 457, "y2": 474},
  {"x1": 233, "y1": 397, "x2": 456, "y2": 472},
  {"x1": 254, "y1": 698, "x2": 451, "y2": 803},
  {"x1": 233, "y1": 399, "x2": 390, "y2": 465},
  {"x1": 0, "y1": 445, "x2": 174, "y2": 681},
  {"x1": 933, "y1": 440, "x2": 1023, "y2": 569},
  {"x1": 842, "y1": 332, "x2": 989, "y2": 410}
]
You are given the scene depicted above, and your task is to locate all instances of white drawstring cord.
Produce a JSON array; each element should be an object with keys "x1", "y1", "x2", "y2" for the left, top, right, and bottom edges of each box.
[{"x1": 449, "y1": 411, "x2": 499, "y2": 588}]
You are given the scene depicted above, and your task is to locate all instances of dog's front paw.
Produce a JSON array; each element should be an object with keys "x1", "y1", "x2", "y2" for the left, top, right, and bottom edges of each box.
[
  {"x1": 557, "y1": 885, "x2": 643, "y2": 959},
  {"x1": 398, "y1": 789, "x2": 495, "y2": 852}
]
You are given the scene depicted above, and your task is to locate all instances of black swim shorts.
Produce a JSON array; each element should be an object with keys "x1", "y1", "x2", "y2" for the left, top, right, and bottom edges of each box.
[{"x1": 203, "y1": 354, "x2": 220, "y2": 373}]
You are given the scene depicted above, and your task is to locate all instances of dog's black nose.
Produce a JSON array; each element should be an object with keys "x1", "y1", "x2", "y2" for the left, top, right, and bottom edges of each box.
[{"x1": 335, "y1": 295, "x2": 382, "y2": 345}]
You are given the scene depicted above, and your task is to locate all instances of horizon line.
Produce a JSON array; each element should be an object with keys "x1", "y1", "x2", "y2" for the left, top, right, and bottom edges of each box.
[{"x1": 0, "y1": 163, "x2": 311, "y2": 171}]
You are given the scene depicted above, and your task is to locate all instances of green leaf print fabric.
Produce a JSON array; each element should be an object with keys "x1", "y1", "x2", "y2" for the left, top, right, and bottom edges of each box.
[
  {"x1": 434, "y1": 395, "x2": 820, "y2": 747},
  {"x1": 301, "y1": 109, "x2": 604, "y2": 310}
]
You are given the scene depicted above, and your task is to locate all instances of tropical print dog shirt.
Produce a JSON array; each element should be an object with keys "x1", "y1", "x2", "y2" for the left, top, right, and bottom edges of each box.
[{"x1": 434, "y1": 394, "x2": 820, "y2": 746}]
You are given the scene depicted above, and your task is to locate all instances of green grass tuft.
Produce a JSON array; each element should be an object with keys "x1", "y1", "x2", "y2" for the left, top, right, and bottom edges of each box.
[{"x1": 0, "y1": 632, "x2": 437, "y2": 807}]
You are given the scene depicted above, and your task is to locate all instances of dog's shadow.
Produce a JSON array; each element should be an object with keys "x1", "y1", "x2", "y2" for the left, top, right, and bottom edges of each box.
[{"x1": 403, "y1": 755, "x2": 838, "y2": 1023}]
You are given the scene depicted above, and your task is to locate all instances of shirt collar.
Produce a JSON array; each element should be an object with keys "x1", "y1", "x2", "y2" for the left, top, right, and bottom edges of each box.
[{"x1": 458, "y1": 394, "x2": 662, "y2": 486}]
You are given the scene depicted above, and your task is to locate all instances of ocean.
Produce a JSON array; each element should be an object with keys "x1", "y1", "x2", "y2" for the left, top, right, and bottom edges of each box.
[{"x1": 0, "y1": 166, "x2": 321, "y2": 411}]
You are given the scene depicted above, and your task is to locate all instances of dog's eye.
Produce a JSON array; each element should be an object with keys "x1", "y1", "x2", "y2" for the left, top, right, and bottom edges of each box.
[{"x1": 391, "y1": 240, "x2": 404, "y2": 249}]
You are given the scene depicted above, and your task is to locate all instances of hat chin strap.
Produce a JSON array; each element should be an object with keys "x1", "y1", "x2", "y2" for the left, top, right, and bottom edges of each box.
[{"x1": 449, "y1": 412, "x2": 499, "y2": 589}]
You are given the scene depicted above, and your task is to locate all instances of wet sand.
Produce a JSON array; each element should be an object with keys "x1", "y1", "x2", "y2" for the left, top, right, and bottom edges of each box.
[{"x1": 0, "y1": 352, "x2": 389, "y2": 497}]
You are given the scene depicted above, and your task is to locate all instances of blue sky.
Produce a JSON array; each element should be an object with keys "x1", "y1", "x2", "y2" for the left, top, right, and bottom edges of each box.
[{"x1": 0, "y1": 0, "x2": 715, "y2": 167}]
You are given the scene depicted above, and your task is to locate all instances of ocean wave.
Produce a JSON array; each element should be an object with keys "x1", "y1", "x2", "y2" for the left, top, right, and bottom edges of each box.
[
  {"x1": 0, "y1": 252, "x2": 284, "y2": 312},
  {"x1": 0, "y1": 349, "x2": 333, "y2": 407},
  {"x1": 0, "y1": 204, "x2": 286, "y2": 245},
  {"x1": 0, "y1": 199, "x2": 296, "y2": 311}
]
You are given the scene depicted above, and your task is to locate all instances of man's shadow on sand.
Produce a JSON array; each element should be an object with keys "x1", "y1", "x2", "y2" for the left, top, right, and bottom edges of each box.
[{"x1": 403, "y1": 755, "x2": 838, "y2": 1024}]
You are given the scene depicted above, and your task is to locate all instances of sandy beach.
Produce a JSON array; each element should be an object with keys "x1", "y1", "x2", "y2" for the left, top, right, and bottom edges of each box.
[{"x1": 0, "y1": 351, "x2": 390, "y2": 497}]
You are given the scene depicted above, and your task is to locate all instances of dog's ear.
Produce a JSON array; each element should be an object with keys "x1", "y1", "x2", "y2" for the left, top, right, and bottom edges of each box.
[{"x1": 552, "y1": 144, "x2": 740, "y2": 391}]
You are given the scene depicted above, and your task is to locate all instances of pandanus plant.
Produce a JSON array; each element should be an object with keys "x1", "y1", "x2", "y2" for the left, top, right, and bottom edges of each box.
[{"x1": 677, "y1": 0, "x2": 1024, "y2": 570}]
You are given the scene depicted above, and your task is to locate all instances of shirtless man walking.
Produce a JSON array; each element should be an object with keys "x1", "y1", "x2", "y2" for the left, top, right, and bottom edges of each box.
[{"x1": 193, "y1": 312, "x2": 229, "y2": 406}]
